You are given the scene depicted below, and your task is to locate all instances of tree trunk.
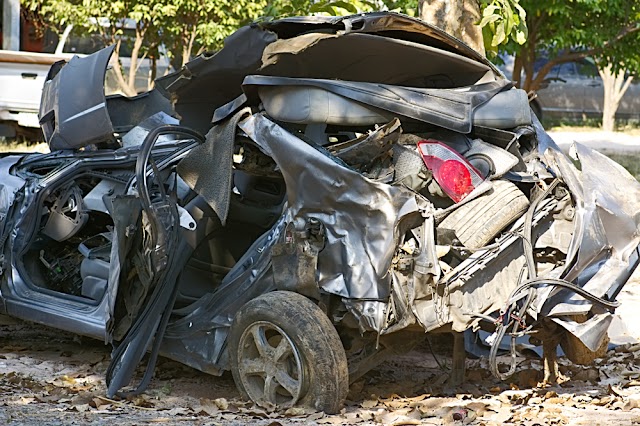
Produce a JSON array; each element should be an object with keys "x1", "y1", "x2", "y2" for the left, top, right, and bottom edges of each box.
[
  {"x1": 126, "y1": 24, "x2": 146, "y2": 95},
  {"x1": 598, "y1": 64, "x2": 633, "y2": 132},
  {"x1": 418, "y1": 0, "x2": 484, "y2": 55},
  {"x1": 110, "y1": 39, "x2": 138, "y2": 97}
]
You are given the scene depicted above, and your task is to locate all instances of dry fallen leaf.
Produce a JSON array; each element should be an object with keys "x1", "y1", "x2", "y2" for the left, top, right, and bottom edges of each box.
[
  {"x1": 164, "y1": 407, "x2": 189, "y2": 416},
  {"x1": 624, "y1": 395, "x2": 640, "y2": 411},
  {"x1": 68, "y1": 403, "x2": 91, "y2": 412},
  {"x1": 374, "y1": 408, "x2": 421, "y2": 425},
  {"x1": 628, "y1": 343, "x2": 640, "y2": 353},
  {"x1": 383, "y1": 399, "x2": 411, "y2": 410},
  {"x1": 361, "y1": 399, "x2": 378, "y2": 409},
  {"x1": 609, "y1": 385, "x2": 625, "y2": 397},
  {"x1": 284, "y1": 406, "x2": 316, "y2": 417},
  {"x1": 196, "y1": 398, "x2": 220, "y2": 416},
  {"x1": 17, "y1": 396, "x2": 35, "y2": 405},
  {"x1": 593, "y1": 396, "x2": 615, "y2": 406},
  {"x1": 213, "y1": 397, "x2": 229, "y2": 410},
  {"x1": 220, "y1": 413, "x2": 238, "y2": 421},
  {"x1": 89, "y1": 397, "x2": 111, "y2": 411},
  {"x1": 129, "y1": 394, "x2": 154, "y2": 408},
  {"x1": 464, "y1": 401, "x2": 489, "y2": 417}
]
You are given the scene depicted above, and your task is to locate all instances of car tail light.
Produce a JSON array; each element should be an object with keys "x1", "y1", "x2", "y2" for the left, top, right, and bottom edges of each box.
[{"x1": 417, "y1": 140, "x2": 485, "y2": 202}]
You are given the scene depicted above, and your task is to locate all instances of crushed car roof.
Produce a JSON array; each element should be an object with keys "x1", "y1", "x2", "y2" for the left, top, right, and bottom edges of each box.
[{"x1": 155, "y1": 12, "x2": 503, "y2": 133}]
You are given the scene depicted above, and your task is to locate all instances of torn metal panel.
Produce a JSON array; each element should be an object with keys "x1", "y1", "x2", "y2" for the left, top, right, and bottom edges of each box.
[
  {"x1": 328, "y1": 119, "x2": 401, "y2": 172},
  {"x1": 108, "y1": 91, "x2": 176, "y2": 137},
  {"x1": 108, "y1": 195, "x2": 142, "y2": 341},
  {"x1": 177, "y1": 108, "x2": 250, "y2": 225},
  {"x1": 240, "y1": 113, "x2": 420, "y2": 300},
  {"x1": 39, "y1": 46, "x2": 117, "y2": 150},
  {"x1": 343, "y1": 299, "x2": 388, "y2": 333},
  {"x1": 0, "y1": 156, "x2": 26, "y2": 220},
  {"x1": 121, "y1": 112, "x2": 179, "y2": 148},
  {"x1": 259, "y1": 32, "x2": 493, "y2": 88},
  {"x1": 257, "y1": 13, "x2": 499, "y2": 72},
  {"x1": 553, "y1": 312, "x2": 613, "y2": 352},
  {"x1": 539, "y1": 143, "x2": 640, "y2": 317},
  {"x1": 161, "y1": 216, "x2": 285, "y2": 371},
  {"x1": 158, "y1": 12, "x2": 503, "y2": 134}
]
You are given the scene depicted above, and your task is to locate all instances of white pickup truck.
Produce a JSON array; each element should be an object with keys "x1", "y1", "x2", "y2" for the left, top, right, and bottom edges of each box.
[
  {"x1": 0, "y1": 49, "x2": 68, "y2": 138},
  {"x1": 0, "y1": 24, "x2": 168, "y2": 139}
]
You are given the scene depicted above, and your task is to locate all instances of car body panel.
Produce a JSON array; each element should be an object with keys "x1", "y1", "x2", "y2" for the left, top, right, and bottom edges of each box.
[{"x1": 39, "y1": 45, "x2": 116, "y2": 149}]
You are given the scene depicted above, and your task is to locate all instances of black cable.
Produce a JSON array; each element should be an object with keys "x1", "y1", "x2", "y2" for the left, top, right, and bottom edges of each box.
[
  {"x1": 487, "y1": 276, "x2": 620, "y2": 380},
  {"x1": 508, "y1": 278, "x2": 620, "y2": 311},
  {"x1": 425, "y1": 336, "x2": 449, "y2": 371},
  {"x1": 489, "y1": 179, "x2": 562, "y2": 380}
]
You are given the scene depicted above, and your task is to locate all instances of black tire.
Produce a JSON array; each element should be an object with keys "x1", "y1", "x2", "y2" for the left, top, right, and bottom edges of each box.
[
  {"x1": 439, "y1": 180, "x2": 529, "y2": 249},
  {"x1": 228, "y1": 291, "x2": 348, "y2": 413}
]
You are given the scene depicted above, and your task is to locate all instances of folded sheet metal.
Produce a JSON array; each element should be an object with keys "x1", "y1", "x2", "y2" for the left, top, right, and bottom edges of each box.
[{"x1": 240, "y1": 113, "x2": 420, "y2": 301}]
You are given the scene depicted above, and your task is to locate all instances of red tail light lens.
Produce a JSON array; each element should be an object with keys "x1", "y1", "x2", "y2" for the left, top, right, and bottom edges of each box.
[{"x1": 417, "y1": 140, "x2": 484, "y2": 202}]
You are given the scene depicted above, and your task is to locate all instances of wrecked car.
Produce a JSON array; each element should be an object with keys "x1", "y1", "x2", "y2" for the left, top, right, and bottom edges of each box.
[{"x1": 1, "y1": 12, "x2": 639, "y2": 414}]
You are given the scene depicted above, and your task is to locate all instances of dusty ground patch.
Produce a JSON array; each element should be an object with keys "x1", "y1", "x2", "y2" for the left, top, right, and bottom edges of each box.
[{"x1": 2, "y1": 286, "x2": 640, "y2": 426}]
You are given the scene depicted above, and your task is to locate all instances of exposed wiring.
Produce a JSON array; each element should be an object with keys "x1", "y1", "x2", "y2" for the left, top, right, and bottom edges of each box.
[
  {"x1": 487, "y1": 179, "x2": 558, "y2": 380},
  {"x1": 507, "y1": 278, "x2": 620, "y2": 311},
  {"x1": 487, "y1": 276, "x2": 620, "y2": 380}
]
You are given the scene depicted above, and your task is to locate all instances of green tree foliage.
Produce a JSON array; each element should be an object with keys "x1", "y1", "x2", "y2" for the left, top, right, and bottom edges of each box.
[
  {"x1": 478, "y1": 0, "x2": 527, "y2": 55},
  {"x1": 161, "y1": 0, "x2": 266, "y2": 66},
  {"x1": 509, "y1": 0, "x2": 640, "y2": 93},
  {"x1": 22, "y1": 0, "x2": 528, "y2": 97},
  {"x1": 21, "y1": 0, "x2": 266, "y2": 95},
  {"x1": 417, "y1": 0, "x2": 526, "y2": 55}
]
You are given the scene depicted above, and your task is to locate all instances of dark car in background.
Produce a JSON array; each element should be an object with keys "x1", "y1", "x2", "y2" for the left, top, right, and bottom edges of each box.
[
  {"x1": 1, "y1": 12, "x2": 640, "y2": 414},
  {"x1": 535, "y1": 59, "x2": 640, "y2": 120},
  {"x1": 501, "y1": 56, "x2": 640, "y2": 121}
]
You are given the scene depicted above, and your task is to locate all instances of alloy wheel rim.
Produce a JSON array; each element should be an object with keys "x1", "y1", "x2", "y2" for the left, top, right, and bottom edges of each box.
[{"x1": 237, "y1": 321, "x2": 305, "y2": 408}]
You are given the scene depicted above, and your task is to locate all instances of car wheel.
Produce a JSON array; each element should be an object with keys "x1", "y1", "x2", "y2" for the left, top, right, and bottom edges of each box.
[
  {"x1": 439, "y1": 180, "x2": 529, "y2": 250},
  {"x1": 229, "y1": 291, "x2": 348, "y2": 413}
]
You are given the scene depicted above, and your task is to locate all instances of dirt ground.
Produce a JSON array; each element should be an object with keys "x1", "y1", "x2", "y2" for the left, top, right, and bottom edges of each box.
[{"x1": 1, "y1": 271, "x2": 640, "y2": 425}]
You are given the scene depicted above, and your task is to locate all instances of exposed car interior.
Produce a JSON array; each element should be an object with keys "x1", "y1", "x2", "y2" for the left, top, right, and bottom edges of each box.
[
  {"x1": 15, "y1": 153, "x2": 287, "y2": 307},
  {"x1": 20, "y1": 171, "x2": 128, "y2": 301}
]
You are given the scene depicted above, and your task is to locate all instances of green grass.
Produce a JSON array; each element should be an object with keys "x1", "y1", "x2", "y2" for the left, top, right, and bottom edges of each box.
[
  {"x1": 544, "y1": 117, "x2": 640, "y2": 135},
  {"x1": 543, "y1": 116, "x2": 603, "y2": 130},
  {"x1": 601, "y1": 151, "x2": 640, "y2": 181}
]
